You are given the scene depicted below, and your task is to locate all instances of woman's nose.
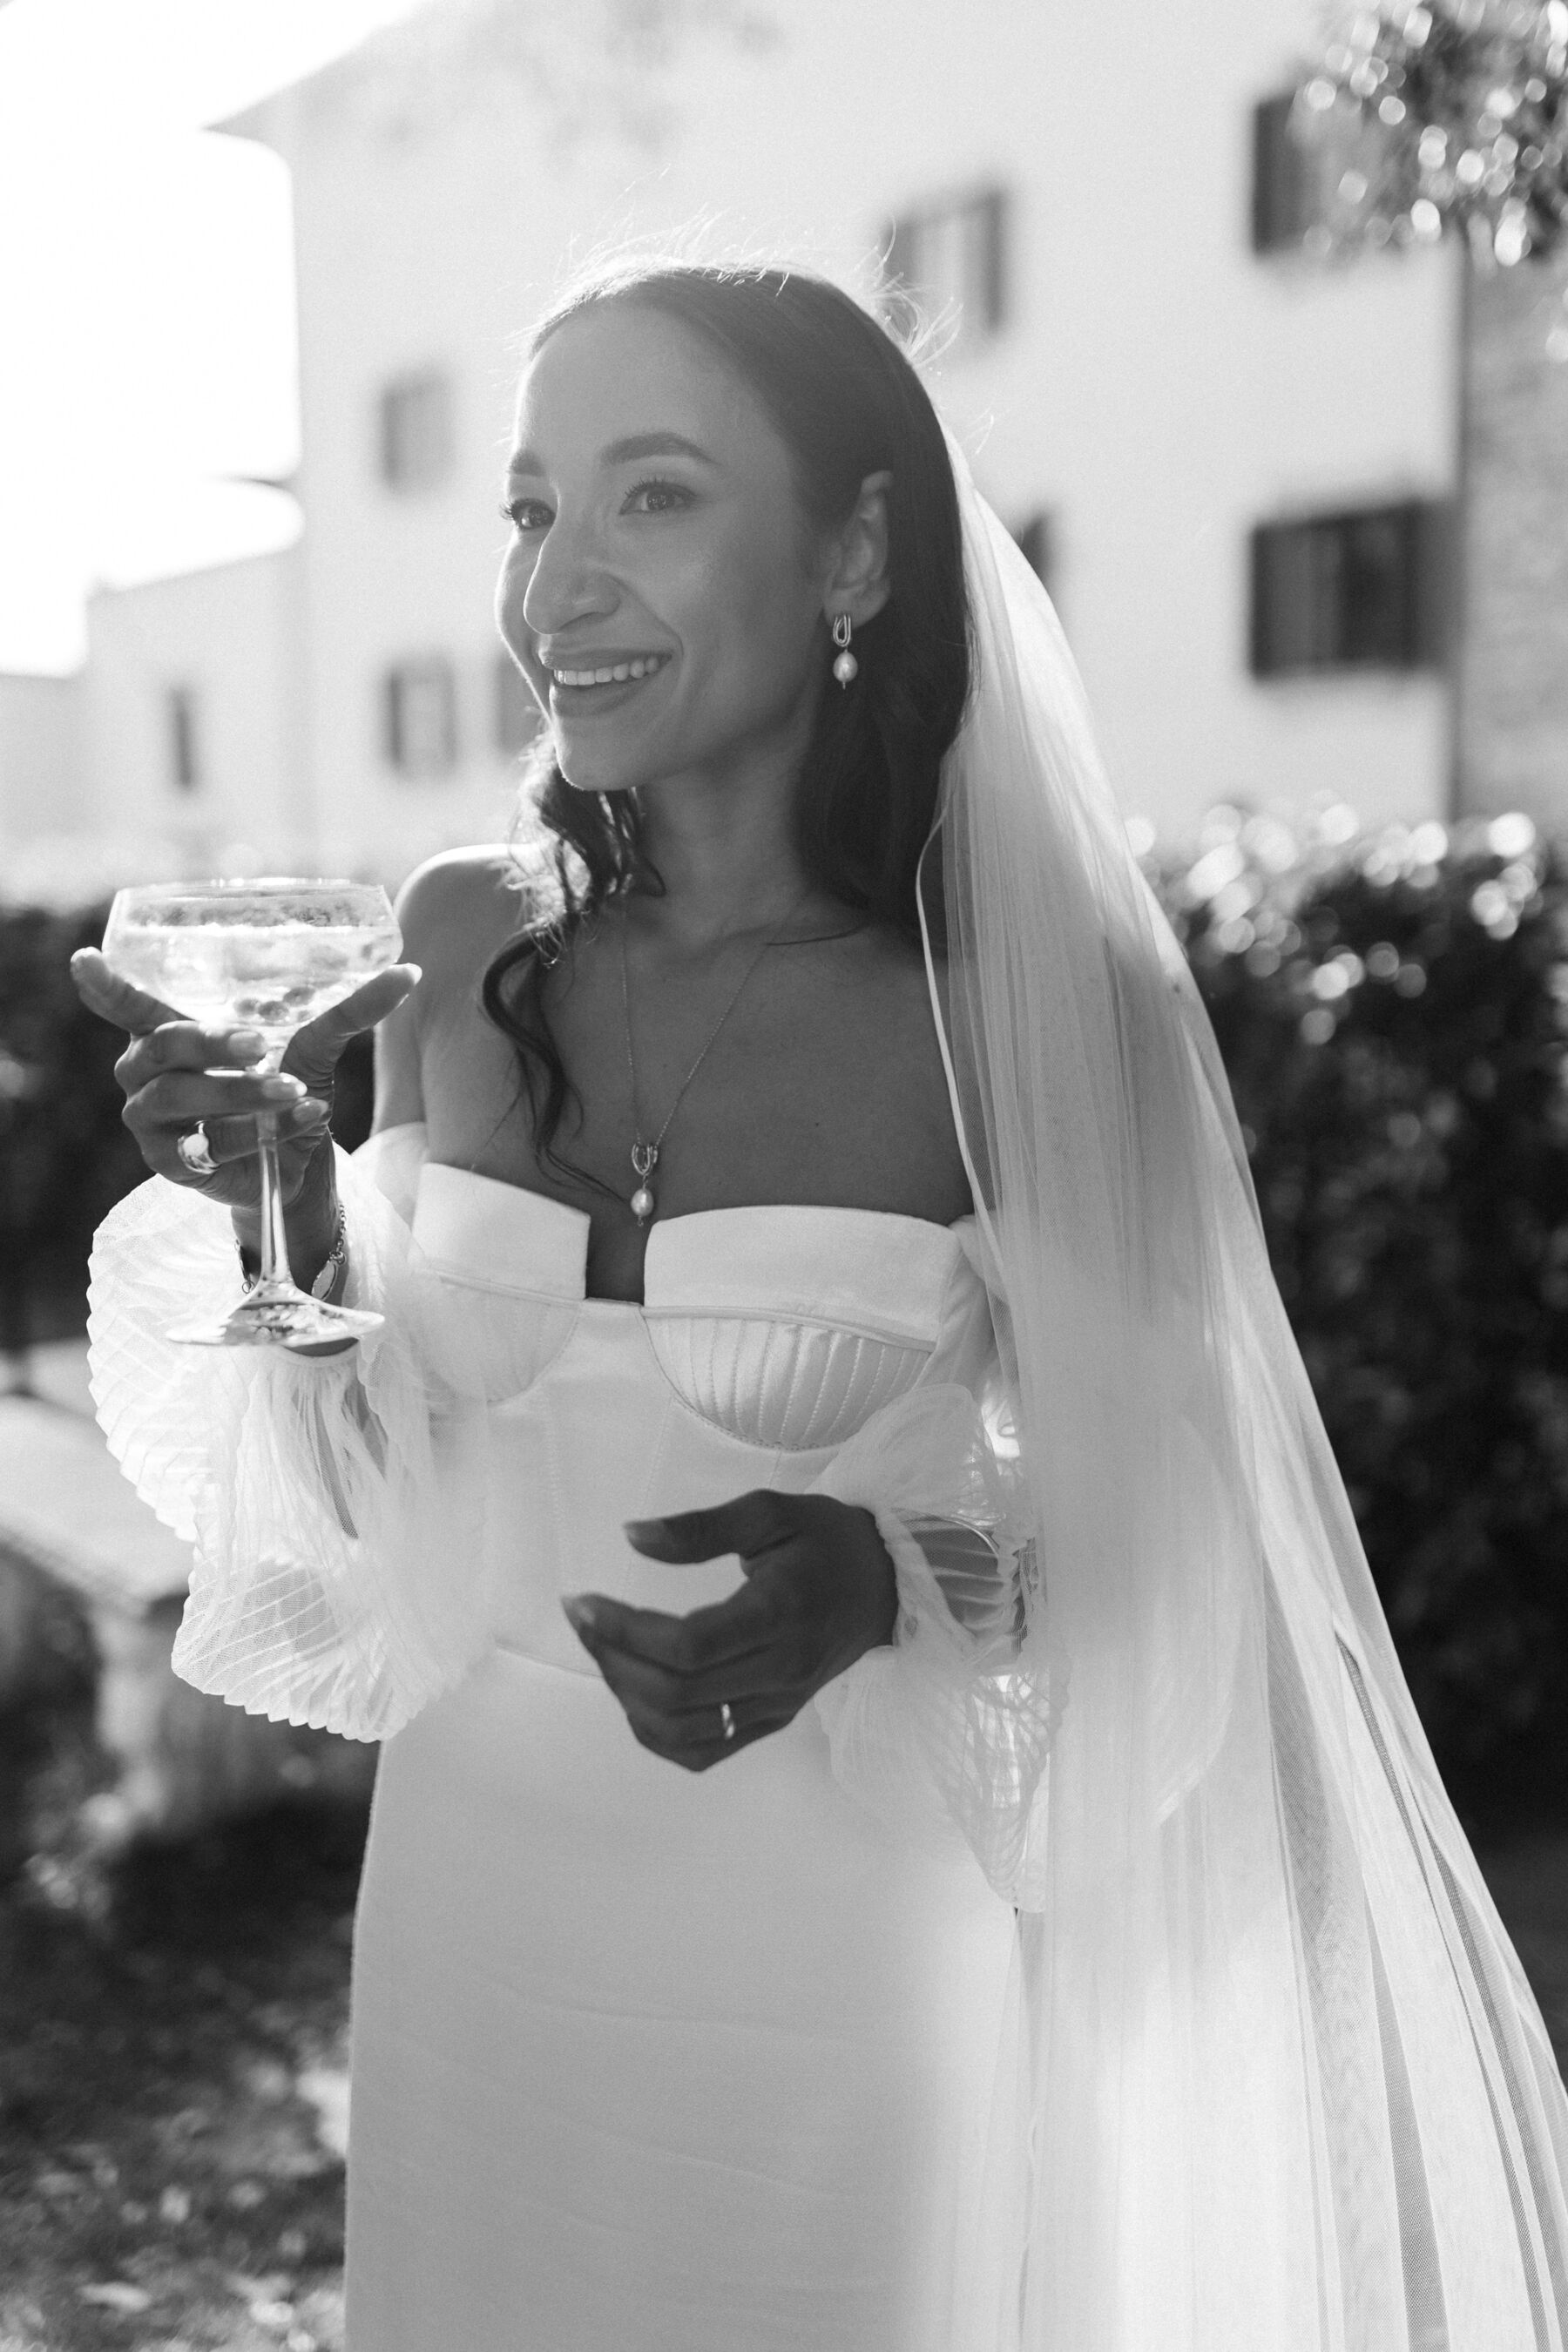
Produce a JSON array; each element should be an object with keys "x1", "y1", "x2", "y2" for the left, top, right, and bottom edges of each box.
[{"x1": 517, "y1": 514, "x2": 616, "y2": 639}]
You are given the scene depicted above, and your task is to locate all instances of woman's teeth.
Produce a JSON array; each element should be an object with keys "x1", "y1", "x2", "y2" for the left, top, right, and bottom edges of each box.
[{"x1": 551, "y1": 656, "x2": 666, "y2": 687}]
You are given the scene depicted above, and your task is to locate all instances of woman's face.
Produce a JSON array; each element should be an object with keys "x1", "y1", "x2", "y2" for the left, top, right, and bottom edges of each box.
[{"x1": 497, "y1": 302, "x2": 832, "y2": 799}]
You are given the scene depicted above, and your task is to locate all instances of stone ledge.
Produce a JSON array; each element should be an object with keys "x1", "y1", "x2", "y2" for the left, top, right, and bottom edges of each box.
[{"x1": 0, "y1": 1392, "x2": 193, "y2": 1619}]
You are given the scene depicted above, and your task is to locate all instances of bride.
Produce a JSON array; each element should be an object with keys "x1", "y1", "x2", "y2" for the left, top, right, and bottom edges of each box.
[{"x1": 76, "y1": 259, "x2": 1568, "y2": 2350}]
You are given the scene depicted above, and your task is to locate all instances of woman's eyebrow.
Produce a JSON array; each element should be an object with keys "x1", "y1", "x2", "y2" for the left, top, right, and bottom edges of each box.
[{"x1": 506, "y1": 430, "x2": 719, "y2": 477}]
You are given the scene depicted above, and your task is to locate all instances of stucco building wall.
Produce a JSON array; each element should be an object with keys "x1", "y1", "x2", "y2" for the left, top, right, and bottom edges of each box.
[
  {"x1": 82, "y1": 545, "x2": 308, "y2": 875},
  {"x1": 228, "y1": 0, "x2": 1459, "y2": 868}
]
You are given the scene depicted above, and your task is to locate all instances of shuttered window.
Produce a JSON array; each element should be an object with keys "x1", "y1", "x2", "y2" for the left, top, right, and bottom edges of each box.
[
  {"x1": 167, "y1": 686, "x2": 200, "y2": 794},
  {"x1": 1248, "y1": 503, "x2": 1451, "y2": 677},
  {"x1": 378, "y1": 371, "x2": 456, "y2": 492},
  {"x1": 1253, "y1": 93, "x2": 1315, "y2": 254},
  {"x1": 885, "y1": 187, "x2": 1010, "y2": 351},
  {"x1": 382, "y1": 657, "x2": 457, "y2": 774}
]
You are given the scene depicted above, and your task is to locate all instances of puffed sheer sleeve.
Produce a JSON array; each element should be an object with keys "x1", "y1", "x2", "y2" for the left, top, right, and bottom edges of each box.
[
  {"x1": 86, "y1": 1124, "x2": 490, "y2": 1742},
  {"x1": 808, "y1": 1359, "x2": 1055, "y2": 1903}
]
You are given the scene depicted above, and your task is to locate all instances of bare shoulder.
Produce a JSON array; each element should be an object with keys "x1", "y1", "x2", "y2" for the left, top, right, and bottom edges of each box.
[
  {"x1": 395, "y1": 844, "x2": 536, "y2": 980},
  {"x1": 373, "y1": 846, "x2": 534, "y2": 1130}
]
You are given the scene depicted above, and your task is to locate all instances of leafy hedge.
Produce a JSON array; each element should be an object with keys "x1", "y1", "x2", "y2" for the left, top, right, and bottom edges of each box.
[
  {"x1": 1156, "y1": 807, "x2": 1568, "y2": 1820},
  {"x1": 5, "y1": 827, "x2": 1568, "y2": 1819}
]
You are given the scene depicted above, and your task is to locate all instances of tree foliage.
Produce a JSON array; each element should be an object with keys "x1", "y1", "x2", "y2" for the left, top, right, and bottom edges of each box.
[{"x1": 1304, "y1": 3, "x2": 1568, "y2": 266}]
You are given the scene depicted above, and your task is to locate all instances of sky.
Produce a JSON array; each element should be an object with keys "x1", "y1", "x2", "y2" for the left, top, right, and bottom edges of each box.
[{"x1": 0, "y1": 0, "x2": 425, "y2": 675}]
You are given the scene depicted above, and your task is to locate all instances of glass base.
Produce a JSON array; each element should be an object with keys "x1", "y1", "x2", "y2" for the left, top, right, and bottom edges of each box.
[{"x1": 168, "y1": 1279, "x2": 383, "y2": 1355}]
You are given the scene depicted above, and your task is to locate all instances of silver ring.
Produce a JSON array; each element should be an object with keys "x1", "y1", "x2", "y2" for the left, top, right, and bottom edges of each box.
[
  {"x1": 719, "y1": 1700, "x2": 736, "y2": 1744},
  {"x1": 176, "y1": 1122, "x2": 219, "y2": 1177}
]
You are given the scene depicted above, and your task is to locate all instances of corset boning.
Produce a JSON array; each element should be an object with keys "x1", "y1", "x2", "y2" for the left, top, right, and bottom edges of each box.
[{"x1": 645, "y1": 1315, "x2": 931, "y2": 1451}]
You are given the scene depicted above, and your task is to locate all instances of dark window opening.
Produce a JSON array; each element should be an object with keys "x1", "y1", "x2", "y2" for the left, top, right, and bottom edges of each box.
[
  {"x1": 1249, "y1": 502, "x2": 1451, "y2": 678},
  {"x1": 167, "y1": 686, "x2": 200, "y2": 794},
  {"x1": 884, "y1": 186, "x2": 1010, "y2": 349},
  {"x1": 1253, "y1": 93, "x2": 1314, "y2": 254},
  {"x1": 1251, "y1": 86, "x2": 1391, "y2": 257},
  {"x1": 382, "y1": 657, "x2": 458, "y2": 775},
  {"x1": 379, "y1": 371, "x2": 456, "y2": 492}
]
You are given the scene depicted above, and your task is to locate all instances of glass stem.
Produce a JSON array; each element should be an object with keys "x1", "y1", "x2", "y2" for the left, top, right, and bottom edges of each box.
[{"x1": 255, "y1": 1112, "x2": 293, "y2": 1290}]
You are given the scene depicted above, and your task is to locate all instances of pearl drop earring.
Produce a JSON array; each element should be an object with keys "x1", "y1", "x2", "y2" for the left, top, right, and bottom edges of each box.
[{"x1": 831, "y1": 613, "x2": 858, "y2": 687}]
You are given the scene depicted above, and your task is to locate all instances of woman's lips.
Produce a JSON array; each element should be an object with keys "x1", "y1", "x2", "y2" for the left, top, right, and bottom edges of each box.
[
  {"x1": 547, "y1": 655, "x2": 671, "y2": 715},
  {"x1": 549, "y1": 652, "x2": 669, "y2": 686}
]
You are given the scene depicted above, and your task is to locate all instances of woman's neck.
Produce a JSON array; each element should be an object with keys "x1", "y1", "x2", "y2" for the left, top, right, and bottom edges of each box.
[{"x1": 630, "y1": 765, "x2": 826, "y2": 952}]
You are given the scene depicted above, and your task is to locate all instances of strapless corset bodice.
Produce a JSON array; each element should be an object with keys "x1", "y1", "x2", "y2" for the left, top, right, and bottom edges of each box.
[{"x1": 403, "y1": 1164, "x2": 997, "y2": 1673}]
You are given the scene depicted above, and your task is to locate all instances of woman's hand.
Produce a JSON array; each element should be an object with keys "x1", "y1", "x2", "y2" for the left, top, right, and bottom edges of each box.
[
  {"x1": 562, "y1": 1491, "x2": 898, "y2": 1771},
  {"x1": 71, "y1": 946, "x2": 420, "y2": 1233}
]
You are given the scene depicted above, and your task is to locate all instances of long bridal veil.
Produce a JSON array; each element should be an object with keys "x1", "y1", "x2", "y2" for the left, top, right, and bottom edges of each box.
[{"x1": 926, "y1": 445, "x2": 1568, "y2": 2350}]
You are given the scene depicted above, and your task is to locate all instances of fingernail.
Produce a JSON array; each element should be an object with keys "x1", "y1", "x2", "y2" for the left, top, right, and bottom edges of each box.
[
  {"x1": 562, "y1": 1596, "x2": 597, "y2": 1633},
  {"x1": 262, "y1": 1075, "x2": 305, "y2": 1099},
  {"x1": 403, "y1": 963, "x2": 423, "y2": 985},
  {"x1": 228, "y1": 1030, "x2": 266, "y2": 1059},
  {"x1": 290, "y1": 1097, "x2": 329, "y2": 1123},
  {"x1": 624, "y1": 1518, "x2": 665, "y2": 1543}
]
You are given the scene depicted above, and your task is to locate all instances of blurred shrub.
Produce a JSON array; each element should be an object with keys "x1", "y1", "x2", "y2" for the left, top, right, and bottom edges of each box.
[
  {"x1": 0, "y1": 905, "x2": 147, "y2": 1346},
  {"x1": 1153, "y1": 803, "x2": 1568, "y2": 1815}
]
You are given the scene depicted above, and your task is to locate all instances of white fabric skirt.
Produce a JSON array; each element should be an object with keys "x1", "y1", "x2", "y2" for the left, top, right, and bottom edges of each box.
[{"x1": 345, "y1": 1647, "x2": 1020, "y2": 2351}]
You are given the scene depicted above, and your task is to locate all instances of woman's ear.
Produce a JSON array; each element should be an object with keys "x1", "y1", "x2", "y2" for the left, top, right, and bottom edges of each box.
[{"x1": 823, "y1": 469, "x2": 893, "y2": 627}]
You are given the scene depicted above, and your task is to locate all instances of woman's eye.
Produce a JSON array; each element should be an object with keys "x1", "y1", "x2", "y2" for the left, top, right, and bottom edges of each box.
[
  {"x1": 623, "y1": 478, "x2": 693, "y2": 517},
  {"x1": 500, "y1": 496, "x2": 551, "y2": 532}
]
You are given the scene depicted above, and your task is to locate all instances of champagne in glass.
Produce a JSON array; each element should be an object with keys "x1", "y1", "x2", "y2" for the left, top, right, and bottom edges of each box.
[{"x1": 101, "y1": 878, "x2": 402, "y2": 1351}]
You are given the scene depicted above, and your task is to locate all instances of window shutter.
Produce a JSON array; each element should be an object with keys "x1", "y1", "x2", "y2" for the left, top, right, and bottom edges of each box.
[
  {"x1": 167, "y1": 686, "x2": 200, "y2": 794},
  {"x1": 1249, "y1": 502, "x2": 1453, "y2": 678},
  {"x1": 382, "y1": 658, "x2": 457, "y2": 774},
  {"x1": 1252, "y1": 93, "x2": 1306, "y2": 255},
  {"x1": 378, "y1": 373, "x2": 456, "y2": 492}
]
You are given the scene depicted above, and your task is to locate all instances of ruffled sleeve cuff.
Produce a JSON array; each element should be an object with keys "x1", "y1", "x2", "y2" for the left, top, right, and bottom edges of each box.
[
  {"x1": 808, "y1": 1383, "x2": 1055, "y2": 1901},
  {"x1": 87, "y1": 1136, "x2": 490, "y2": 1742}
]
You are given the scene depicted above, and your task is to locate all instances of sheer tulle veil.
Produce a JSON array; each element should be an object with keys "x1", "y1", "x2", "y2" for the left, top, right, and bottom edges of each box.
[{"x1": 926, "y1": 442, "x2": 1568, "y2": 2349}]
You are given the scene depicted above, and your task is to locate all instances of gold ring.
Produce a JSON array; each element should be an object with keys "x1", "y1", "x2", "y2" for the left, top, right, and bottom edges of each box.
[{"x1": 719, "y1": 1700, "x2": 736, "y2": 1743}]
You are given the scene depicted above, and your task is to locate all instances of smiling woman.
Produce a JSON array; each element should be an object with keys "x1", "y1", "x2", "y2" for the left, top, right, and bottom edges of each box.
[{"x1": 78, "y1": 253, "x2": 1568, "y2": 2352}]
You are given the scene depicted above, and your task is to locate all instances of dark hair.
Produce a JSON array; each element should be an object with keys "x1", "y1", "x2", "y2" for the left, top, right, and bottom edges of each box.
[{"x1": 481, "y1": 257, "x2": 972, "y2": 1176}]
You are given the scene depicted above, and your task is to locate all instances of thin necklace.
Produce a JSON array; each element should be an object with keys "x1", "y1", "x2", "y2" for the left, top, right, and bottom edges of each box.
[{"x1": 618, "y1": 889, "x2": 809, "y2": 1227}]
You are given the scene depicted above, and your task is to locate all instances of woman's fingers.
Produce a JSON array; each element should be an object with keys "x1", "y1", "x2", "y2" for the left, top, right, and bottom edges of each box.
[
  {"x1": 284, "y1": 964, "x2": 422, "y2": 1091},
  {"x1": 563, "y1": 1573, "x2": 812, "y2": 1767},
  {"x1": 625, "y1": 1693, "x2": 795, "y2": 1774},
  {"x1": 623, "y1": 1490, "x2": 793, "y2": 1566},
  {"x1": 132, "y1": 1067, "x2": 310, "y2": 1125},
  {"x1": 115, "y1": 1023, "x2": 269, "y2": 1104},
  {"x1": 566, "y1": 1579, "x2": 778, "y2": 1675},
  {"x1": 159, "y1": 1098, "x2": 329, "y2": 1168},
  {"x1": 573, "y1": 1625, "x2": 782, "y2": 1721},
  {"x1": 70, "y1": 945, "x2": 185, "y2": 1035}
]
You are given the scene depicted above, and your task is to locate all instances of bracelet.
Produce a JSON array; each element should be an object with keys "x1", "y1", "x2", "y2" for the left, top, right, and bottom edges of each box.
[{"x1": 238, "y1": 1201, "x2": 348, "y2": 1301}]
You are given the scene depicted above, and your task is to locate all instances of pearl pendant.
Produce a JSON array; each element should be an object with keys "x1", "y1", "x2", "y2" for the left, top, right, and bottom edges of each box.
[
  {"x1": 832, "y1": 649, "x2": 859, "y2": 686},
  {"x1": 630, "y1": 1140, "x2": 659, "y2": 1226}
]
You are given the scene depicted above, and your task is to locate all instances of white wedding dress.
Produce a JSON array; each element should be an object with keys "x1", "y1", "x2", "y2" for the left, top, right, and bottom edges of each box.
[{"x1": 87, "y1": 1124, "x2": 1032, "y2": 2352}]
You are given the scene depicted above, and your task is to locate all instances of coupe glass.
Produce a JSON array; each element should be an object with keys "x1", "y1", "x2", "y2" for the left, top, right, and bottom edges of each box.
[{"x1": 101, "y1": 877, "x2": 402, "y2": 1351}]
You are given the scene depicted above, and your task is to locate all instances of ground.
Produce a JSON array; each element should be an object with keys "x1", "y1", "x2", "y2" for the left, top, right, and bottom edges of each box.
[
  {"x1": 0, "y1": 1800, "x2": 362, "y2": 2352},
  {"x1": 1, "y1": 1790, "x2": 1566, "y2": 2352}
]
